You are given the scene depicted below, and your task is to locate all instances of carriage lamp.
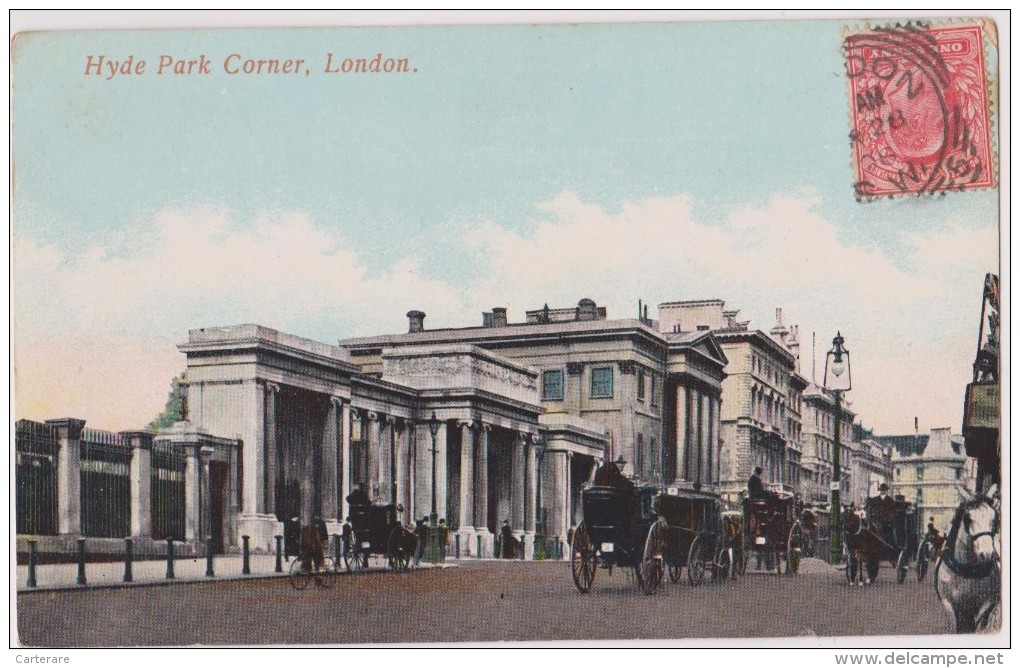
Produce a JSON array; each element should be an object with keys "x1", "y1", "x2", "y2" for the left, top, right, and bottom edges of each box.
[
  {"x1": 823, "y1": 332, "x2": 852, "y2": 564},
  {"x1": 425, "y1": 411, "x2": 443, "y2": 563}
]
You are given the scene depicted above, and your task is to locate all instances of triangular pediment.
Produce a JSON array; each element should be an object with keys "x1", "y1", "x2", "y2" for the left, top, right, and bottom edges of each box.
[{"x1": 688, "y1": 332, "x2": 728, "y2": 367}]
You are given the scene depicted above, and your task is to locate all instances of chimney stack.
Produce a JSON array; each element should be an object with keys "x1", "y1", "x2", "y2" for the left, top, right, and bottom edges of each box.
[
  {"x1": 407, "y1": 310, "x2": 426, "y2": 333},
  {"x1": 491, "y1": 307, "x2": 507, "y2": 327}
]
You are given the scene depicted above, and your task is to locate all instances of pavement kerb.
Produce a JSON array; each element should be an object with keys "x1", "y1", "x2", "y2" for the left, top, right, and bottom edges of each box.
[{"x1": 17, "y1": 561, "x2": 459, "y2": 594}]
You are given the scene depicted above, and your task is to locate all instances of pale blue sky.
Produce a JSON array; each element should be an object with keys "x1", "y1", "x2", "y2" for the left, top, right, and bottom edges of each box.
[{"x1": 12, "y1": 19, "x2": 1001, "y2": 431}]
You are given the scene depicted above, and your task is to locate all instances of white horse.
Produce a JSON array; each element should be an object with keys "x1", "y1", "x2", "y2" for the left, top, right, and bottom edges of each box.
[{"x1": 935, "y1": 488, "x2": 1000, "y2": 633}]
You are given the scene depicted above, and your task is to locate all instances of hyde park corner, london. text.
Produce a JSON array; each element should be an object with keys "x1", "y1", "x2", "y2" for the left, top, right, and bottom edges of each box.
[{"x1": 82, "y1": 52, "x2": 415, "y2": 79}]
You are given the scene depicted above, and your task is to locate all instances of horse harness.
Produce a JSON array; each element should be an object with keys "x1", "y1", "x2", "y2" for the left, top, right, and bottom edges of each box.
[{"x1": 940, "y1": 496, "x2": 999, "y2": 581}]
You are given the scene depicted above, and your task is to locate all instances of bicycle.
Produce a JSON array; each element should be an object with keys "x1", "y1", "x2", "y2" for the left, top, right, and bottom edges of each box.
[{"x1": 289, "y1": 554, "x2": 337, "y2": 590}]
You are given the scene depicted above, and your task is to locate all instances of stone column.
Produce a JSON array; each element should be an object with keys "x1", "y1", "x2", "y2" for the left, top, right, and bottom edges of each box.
[
  {"x1": 263, "y1": 382, "x2": 279, "y2": 517},
  {"x1": 321, "y1": 398, "x2": 340, "y2": 525},
  {"x1": 458, "y1": 422, "x2": 476, "y2": 547},
  {"x1": 184, "y1": 446, "x2": 200, "y2": 541},
  {"x1": 565, "y1": 451, "x2": 574, "y2": 533},
  {"x1": 547, "y1": 450, "x2": 566, "y2": 553},
  {"x1": 383, "y1": 416, "x2": 399, "y2": 505},
  {"x1": 511, "y1": 432, "x2": 526, "y2": 531},
  {"x1": 524, "y1": 435, "x2": 538, "y2": 559},
  {"x1": 675, "y1": 386, "x2": 688, "y2": 483},
  {"x1": 403, "y1": 420, "x2": 415, "y2": 524},
  {"x1": 46, "y1": 418, "x2": 86, "y2": 536},
  {"x1": 365, "y1": 412, "x2": 381, "y2": 501},
  {"x1": 474, "y1": 424, "x2": 490, "y2": 554},
  {"x1": 713, "y1": 396, "x2": 722, "y2": 487},
  {"x1": 340, "y1": 401, "x2": 353, "y2": 522},
  {"x1": 700, "y1": 391, "x2": 710, "y2": 485},
  {"x1": 121, "y1": 431, "x2": 153, "y2": 538}
]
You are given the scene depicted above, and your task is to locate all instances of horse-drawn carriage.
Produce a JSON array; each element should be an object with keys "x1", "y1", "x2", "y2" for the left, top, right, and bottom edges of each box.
[
  {"x1": 843, "y1": 496, "x2": 918, "y2": 585},
  {"x1": 658, "y1": 489, "x2": 736, "y2": 586},
  {"x1": 344, "y1": 501, "x2": 419, "y2": 572},
  {"x1": 742, "y1": 491, "x2": 803, "y2": 574},
  {"x1": 569, "y1": 463, "x2": 733, "y2": 595}
]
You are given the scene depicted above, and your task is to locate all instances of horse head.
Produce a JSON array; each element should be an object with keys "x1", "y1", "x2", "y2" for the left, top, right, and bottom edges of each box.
[
  {"x1": 842, "y1": 508, "x2": 862, "y2": 536},
  {"x1": 952, "y1": 496, "x2": 999, "y2": 569}
]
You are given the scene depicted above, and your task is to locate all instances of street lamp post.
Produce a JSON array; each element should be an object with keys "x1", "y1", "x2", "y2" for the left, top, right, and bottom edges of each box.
[
  {"x1": 425, "y1": 412, "x2": 442, "y2": 563},
  {"x1": 824, "y1": 332, "x2": 852, "y2": 564}
]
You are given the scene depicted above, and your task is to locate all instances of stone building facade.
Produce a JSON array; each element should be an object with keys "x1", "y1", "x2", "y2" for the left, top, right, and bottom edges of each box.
[
  {"x1": 342, "y1": 299, "x2": 728, "y2": 538},
  {"x1": 656, "y1": 301, "x2": 806, "y2": 503},
  {"x1": 885, "y1": 428, "x2": 976, "y2": 533},
  {"x1": 799, "y1": 383, "x2": 855, "y2": 504},
  {"x1": 848, "y1": 425, "x2": 894, "y2": 506}
]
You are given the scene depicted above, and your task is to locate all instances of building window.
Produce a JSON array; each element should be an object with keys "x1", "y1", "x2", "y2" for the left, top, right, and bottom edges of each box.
[
  {"x1": 637, "y1": 369, "x2": 646, "y2": 401},
  {"x1": 650, "y1": 374, "x2": 658, "y2": 407},
  {"x1": 591, "y1": 366, "x2": 614, "y2": 398},
  {"x1": 542, "y1": 370, "x2": 564, "y2": 401},
  {"x1": 650, "y1": 437, "x2": 658, "y2": 478},
  {"x1": 956, "y1": 467, "x2": 963, "y2": 479},
  {"x1": 917, "y1": 466, "x2": 925, "y2": 481},
  {"x1": 895, "y1": 467, "x2": 901, "y2": 478}
]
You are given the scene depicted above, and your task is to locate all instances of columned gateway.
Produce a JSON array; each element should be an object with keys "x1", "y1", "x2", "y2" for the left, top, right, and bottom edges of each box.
[
  {"x1": 177, "y1": 326, "x2": 610, "y2": 558},
  {"x1": 180, "y1": 325, "x2": 358, "y2": 553}
]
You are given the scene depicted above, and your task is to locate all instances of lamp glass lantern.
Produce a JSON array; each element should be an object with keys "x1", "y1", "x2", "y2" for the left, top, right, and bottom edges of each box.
[{"x1": 823, "y1": 331, "x2": 852, "y2": 392}]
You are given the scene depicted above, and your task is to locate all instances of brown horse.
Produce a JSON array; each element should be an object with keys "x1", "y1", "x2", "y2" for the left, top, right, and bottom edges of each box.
[{"x1": 722, "y1": 512, "x2": 744, "y2": 579}]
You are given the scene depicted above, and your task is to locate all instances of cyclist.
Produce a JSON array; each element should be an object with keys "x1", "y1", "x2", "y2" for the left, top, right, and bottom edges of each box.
[{"x1": 299, "y1": 523, "x2": 326, "y2": 581}]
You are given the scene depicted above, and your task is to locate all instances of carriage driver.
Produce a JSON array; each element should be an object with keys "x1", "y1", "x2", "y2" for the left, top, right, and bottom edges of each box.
[
  {"x1": 869, "y1": 483, "x2": 897, "y2": 543},
  {"x1": 747, "y1": 466, "x2": 769, "y2": 501}
]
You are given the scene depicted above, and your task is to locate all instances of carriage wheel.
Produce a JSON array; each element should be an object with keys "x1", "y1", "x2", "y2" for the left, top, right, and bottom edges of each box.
[
  {"x1": 387, "y1": 526, "x2": 412, "y2": 572},
  {"x1": 786, "y1": 523, "x2": 803, "y2": 576},
  {"x1": 916, "y1": 541, "x2": 930, "y2": 582},
  {"x1": 343, "y1": 533, "x2": 364, "y2": 573},
  {"x1": 637, "y1": 521, "x2": 665, "y2": 595},
  {"x1": 289, "y1": 557, "x2": 312, "y2": 590},
  {"x1": 570, "y1": 522, "x2": 597, "y2": 594},
  {"x1": 687, "y1": 534, "x2": 707, "y2": 586},
  {"x1": 713, "y1": 548, "x2": 731, "y2": 583},
  {"x1": 895, "y1": 549, "x2": 908, "y2": 584}
]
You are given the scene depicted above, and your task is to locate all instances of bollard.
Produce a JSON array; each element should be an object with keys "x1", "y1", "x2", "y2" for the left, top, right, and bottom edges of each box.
[
  {"x1": 455, "y1": 534, "x2": 460, "y2": 559},
  {"x1": 477, "y1": 535, "x2": 481, "y2": 559},
  {"x1": 27, "y1": 540, "x2": 38, "y2": 588},
  {"x1": 124, "y1": 538, "x2": 133, "y2": 583},
  {"x1": 166, "y1": 538, "x2": 175, "y2": 579},
  {"x1": 76, "y1": 538, "x2": 87, "y2": 585},
  {"x1": 206, "y1": 537, "x2": 215, "y2": 577},
  {"x1": 275, "y1": 535, "x2": 283, "y2": 573},
  {"x1": 242, "y1": 535, "x2": 251, "y2": 575}
]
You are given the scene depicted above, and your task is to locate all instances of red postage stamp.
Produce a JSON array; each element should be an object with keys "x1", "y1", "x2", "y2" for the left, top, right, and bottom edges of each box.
[{"x1": 843, "y1": 21, "x2": 996, "y2": 199}]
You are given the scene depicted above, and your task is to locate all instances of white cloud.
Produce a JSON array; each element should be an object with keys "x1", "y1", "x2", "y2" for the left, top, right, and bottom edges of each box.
[
  {"x1": 463, "y1": 191, "x2": 998, "y2": 433},
  {"x1": 13, "y1": 194, "x2": 998, "y2": 435},
  {"x1": 13, "y1": 208, "x2": 463, "y2": 429}
]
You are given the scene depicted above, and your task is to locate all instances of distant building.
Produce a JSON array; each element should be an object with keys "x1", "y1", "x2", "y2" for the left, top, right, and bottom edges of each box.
[
  {"x1": 884, "y1": 427, "x2": 976, "y2": 532},
  {"x1": 656, "y1": 302, "x2": 806, "y2": 502},
  {"x1": 849, "y1": 424, "x2": 894, "y2": 505},
  {"x1": 799, "y1": 383, "x2": 855, "y2": 504}
]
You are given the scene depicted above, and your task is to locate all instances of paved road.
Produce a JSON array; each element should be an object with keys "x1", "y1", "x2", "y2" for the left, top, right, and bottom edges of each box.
[{"x1": 17, "y1": 559, "x2": 953, "y2": 646}]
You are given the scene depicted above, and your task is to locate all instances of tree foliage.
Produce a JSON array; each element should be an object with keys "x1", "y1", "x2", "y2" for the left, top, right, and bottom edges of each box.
[{"x1": 148, "y1": 372, "x2": 187, "y2": 431}]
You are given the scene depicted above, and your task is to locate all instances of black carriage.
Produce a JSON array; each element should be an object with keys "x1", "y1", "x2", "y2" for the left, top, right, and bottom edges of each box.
[
  {"x1": 743, "y1": 491, "x2": 803, "y2": 575},
  {"x1": 657, "y1": 489, "x2": 733, "y2": 586},
  {"x1": 845, "y1": 496, "x2": 918, "y2": 584},
  {"x1": 570, "y1": 470, "x2": 664, "y2": 595},
  {"x1": 344, "y1": 502, "x2": 418, "y2": 572}
]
